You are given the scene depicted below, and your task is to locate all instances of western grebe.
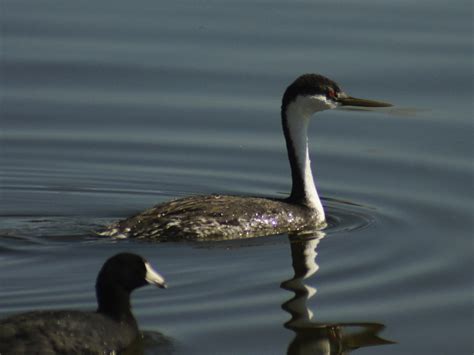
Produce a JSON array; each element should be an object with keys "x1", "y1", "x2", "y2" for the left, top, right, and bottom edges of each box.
[{"x1": 100, "y1": 74, "x2": 391, "y2": 241}]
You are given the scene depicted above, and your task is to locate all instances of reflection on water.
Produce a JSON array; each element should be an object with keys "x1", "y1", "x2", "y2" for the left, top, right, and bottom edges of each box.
[{"x1": 281, "y1": 233, "x2": 393, "y2": 354}]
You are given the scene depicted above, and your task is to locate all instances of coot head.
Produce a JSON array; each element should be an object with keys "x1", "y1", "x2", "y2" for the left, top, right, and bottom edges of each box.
[{"x1": 96, "y1": 253, "x2": 167, "y2": 321}]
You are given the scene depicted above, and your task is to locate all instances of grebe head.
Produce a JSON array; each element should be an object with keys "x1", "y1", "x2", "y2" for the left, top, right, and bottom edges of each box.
[
  {"x1": 282, "y1": 74, "x2": 391, "y2": 117},
  {"x1": 281, "y1": 73, "x2": 391, "y2": 213}
]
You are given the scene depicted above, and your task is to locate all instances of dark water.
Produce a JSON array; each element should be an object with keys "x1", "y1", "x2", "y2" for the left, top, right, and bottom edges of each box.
[{"x1": 1, "y1": 0, "x2": 473, "y2": 354}]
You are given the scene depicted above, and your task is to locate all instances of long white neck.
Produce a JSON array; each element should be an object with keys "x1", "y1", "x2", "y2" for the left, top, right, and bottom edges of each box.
[{"x1": 282, "y1": 96, "x2": 327, "y2": 222}]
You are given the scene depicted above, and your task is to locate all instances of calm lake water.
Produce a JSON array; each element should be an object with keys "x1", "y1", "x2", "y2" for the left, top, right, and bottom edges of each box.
[{"x1": 1, "y1": 0, "x2": 472, "y2": 354}]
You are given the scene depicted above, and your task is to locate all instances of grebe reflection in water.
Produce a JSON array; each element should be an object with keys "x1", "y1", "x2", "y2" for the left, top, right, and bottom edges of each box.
[{"x1": 281, "y1": 233, "x2": 394, "y2": 354}]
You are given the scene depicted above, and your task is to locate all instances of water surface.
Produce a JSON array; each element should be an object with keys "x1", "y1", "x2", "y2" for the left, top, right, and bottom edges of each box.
[{"x1": 1, "y1": 0, "x2": 472, "y2": 354}]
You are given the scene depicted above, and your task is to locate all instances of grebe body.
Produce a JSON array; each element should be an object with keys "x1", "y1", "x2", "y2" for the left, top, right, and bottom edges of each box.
[{"x1": 101, "y1": 74, "x2": 390, "y2": 241}]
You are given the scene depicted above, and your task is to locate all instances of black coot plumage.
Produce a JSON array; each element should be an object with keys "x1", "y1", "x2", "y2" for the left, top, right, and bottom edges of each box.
[{"x1": 0, "y1": 253, "x2": 167, "y2": 354}]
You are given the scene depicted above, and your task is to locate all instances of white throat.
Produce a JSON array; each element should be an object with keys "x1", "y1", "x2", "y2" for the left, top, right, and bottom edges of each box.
[{"x1": 285, "y1": 95, "x2": 333, "y2": 220}]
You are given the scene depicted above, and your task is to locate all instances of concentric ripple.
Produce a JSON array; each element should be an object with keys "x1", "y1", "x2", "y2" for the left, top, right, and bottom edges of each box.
[{"x1": 323, "y1": 197, "x2": 376, "y2": 235}]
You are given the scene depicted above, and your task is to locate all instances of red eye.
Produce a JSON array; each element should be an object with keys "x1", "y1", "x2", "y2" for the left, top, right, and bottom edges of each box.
[{"x1": 327, "y1": 88, "x2": 336, "y2": 99}]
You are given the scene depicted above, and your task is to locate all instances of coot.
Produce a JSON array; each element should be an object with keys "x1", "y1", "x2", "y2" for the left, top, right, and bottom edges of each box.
[{"x1": 0, "y1": 253, "x2": 167, "y2": 354}]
